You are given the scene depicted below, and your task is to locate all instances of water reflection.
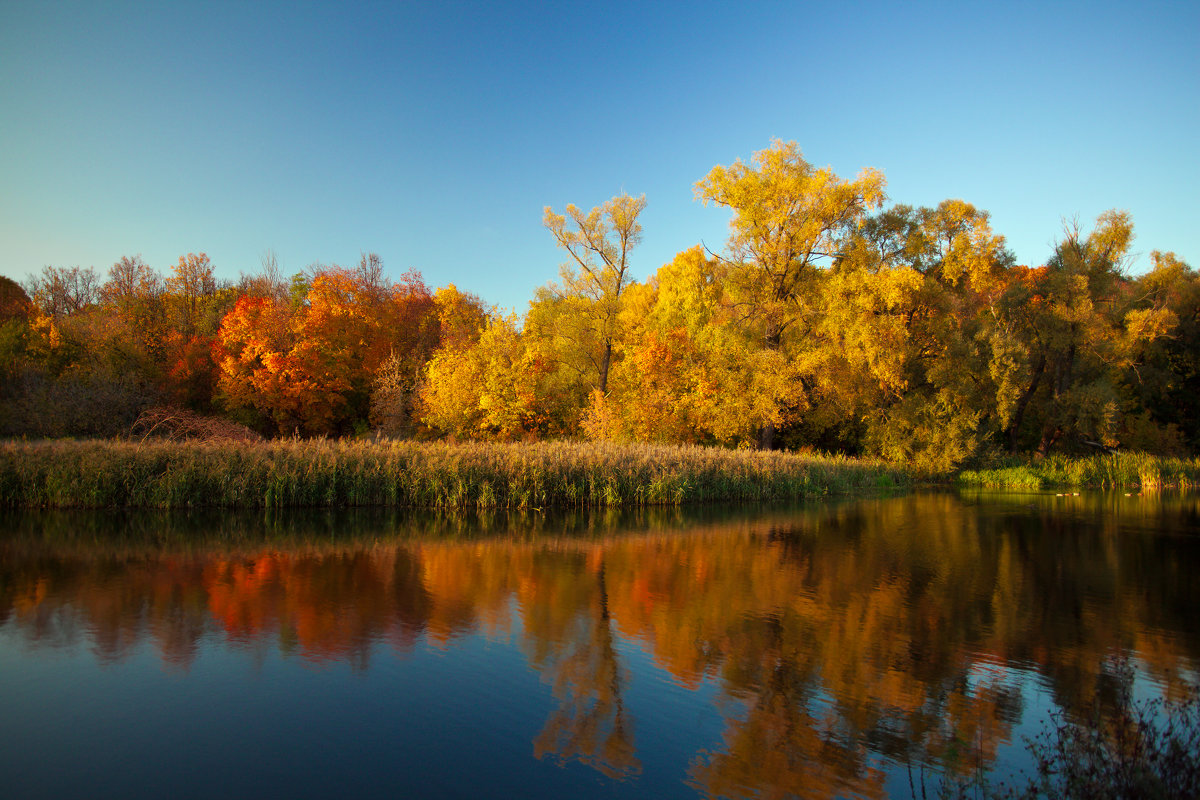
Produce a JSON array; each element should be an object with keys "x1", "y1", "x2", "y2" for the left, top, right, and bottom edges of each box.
[{"x1": 1, "y1": 493, "x2": 1197, "y2": 798}]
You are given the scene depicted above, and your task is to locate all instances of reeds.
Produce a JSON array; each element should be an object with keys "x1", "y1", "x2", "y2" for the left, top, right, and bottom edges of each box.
[
  {"x1": 0, "y1": 438, "x2": 911, "y2": 509},
  {"x1": 957, "y1": 452, "x2": 1200, "y2": 490}
]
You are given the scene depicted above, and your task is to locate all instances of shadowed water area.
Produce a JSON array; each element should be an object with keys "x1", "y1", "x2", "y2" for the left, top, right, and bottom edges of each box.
[{"x1": 1, "y1": 492, "x2": 1197, "y2": 799}]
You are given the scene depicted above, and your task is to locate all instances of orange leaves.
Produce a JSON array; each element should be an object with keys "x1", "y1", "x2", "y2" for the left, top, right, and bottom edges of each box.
[
  {"x1": 214, "y1": 260, "x2": 438, "y2": 436},
  {"x1": 215, "y1": 292, "x2": 348, "y2": 435},
  {"x1": 615, "y1": 329, "x2": 701, "y2": 444},
  {"x1": 165, "y1": 332, "x2": 217, "y2": 409}
]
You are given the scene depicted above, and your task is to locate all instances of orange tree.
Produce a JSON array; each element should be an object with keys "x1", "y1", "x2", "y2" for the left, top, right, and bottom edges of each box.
[{"x1": 214, "y1": 256, "x2": 438, "y2": 436}]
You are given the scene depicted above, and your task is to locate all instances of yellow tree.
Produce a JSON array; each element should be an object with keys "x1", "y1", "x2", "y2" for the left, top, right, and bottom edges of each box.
[
  {"x1": 165, "y1": 253, "x2": 217, "y2": 336},
  {"x1": 542, "y1": 193, "x2": 646, "y2": 395},
  {"x1": 419, "y1": 313, "x2": 562, "y2": 440},
  {"x1": 432, "y1": 283, "x2": 488, "y2": 352},
  {"x1": 696, "y1": 140, "x2": 886, "y2": 447},
  {"x1": 585, "y1": 245, "x2": 805, "y2": 446},
  {"x1": 818, "y1": 200, "x2": 1015, "y2": 469},
  {"x1": 608, "y1": 247, "x2": 791, "y2": 445},
  {"x1": 1125, "y1": 251, "x2": 1200, "y2": 450},
  {"x1": 371, "y1": 283, "x2": 487, "y2": 437},
  {"x1": 102, "y1": 256, "x2": 161, "y2": 311}
]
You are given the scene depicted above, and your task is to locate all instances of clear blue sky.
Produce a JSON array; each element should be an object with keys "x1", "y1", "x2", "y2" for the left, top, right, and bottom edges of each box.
[{"x1": 2, "y1": 0, "x2": 1196, "y2": 311}]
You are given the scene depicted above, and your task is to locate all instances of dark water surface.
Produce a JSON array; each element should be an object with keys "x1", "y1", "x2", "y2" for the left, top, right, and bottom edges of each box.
[{"x1": 1, "y1": 492, "x2": 1197, "y2": 799}]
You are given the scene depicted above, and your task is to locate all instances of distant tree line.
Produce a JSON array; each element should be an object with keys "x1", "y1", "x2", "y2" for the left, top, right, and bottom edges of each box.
[{"x1": 2, "y1": 140, "x2": 1196, "y2": 470}]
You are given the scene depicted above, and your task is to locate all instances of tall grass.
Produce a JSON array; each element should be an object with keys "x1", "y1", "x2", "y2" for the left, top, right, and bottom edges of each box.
[
  {"x1": 958, "y1": 452, "x2": 1200, "y2": 490},
  {"x1": 0, "y1": 439, "x2": 911, "y2": 509}
]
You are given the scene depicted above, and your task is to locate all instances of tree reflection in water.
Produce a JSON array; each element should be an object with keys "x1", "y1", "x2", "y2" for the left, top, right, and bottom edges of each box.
[{"x1": 1, "y1": 492, "x2": 1196, "y2": 798}]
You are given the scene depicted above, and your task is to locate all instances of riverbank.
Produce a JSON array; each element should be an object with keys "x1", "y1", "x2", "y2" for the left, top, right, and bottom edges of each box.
[
  {"x1": 0, "y1": 438, "x2": 910, "y2": 509},
  {"x1": 957, "y1": 451, "x2": 1200, "y2": 490}
]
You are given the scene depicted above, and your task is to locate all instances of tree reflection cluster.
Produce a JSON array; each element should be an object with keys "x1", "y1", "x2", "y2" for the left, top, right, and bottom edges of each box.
[{"x1": 1, "y1": 494, "x2": 1196, "y2": 798}]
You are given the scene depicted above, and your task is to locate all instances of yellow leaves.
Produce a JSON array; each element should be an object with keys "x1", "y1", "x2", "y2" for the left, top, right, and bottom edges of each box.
[
  {"x1": 1085, "y1": 209, "x2": 1134, "y2": 267},
  {"x1": 696, "y1": 140, "x2": 886, "y2": 264},
  {"x1": 27, "y1": 306, "x2": 59, "y2": 351},
  {"x1": 579, "y1": 389, "x2": 622, "y2": 442},
  {"x1": 419, "y1": 314, "x2": 557, "y2": 441},
  {"x1": 1139, "y1": 250, "x2": 1196, "y2": 310},
  {"x1": 1123, "y1": 307, "x2": 1176, "y2": 346},
  {"x1": 433, "y1": 284, "x2": 488, "y2": 352},
  {"x1": 695, "y1": 140, "x2": 887, "y2": 364},
  {"x1": 542, "y1": 194, "x2": 648, "y2": 395},
  {"x1": 919, "y1": 200, "x2": 1010, "y2": 294},
  {"x1": 166, "y1": 254, "x2": 216, "y2": 331},
  {"x1": 544, "y1": 194, "x2": 646, "y2": 292},
  {"x1": 646, "y1": 247, "x2": 728, "y2": 342}
]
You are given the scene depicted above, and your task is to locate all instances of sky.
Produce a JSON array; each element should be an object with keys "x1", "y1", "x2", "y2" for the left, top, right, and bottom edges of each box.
[{"x1": 1, "y1": 0, "x2": 1196, "y2": 312}]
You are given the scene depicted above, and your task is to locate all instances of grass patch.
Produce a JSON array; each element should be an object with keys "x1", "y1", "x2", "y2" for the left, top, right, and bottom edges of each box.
[
  {"x1": 957, "y1": 465, "x2": 1044, "y2": 489},
  {"x1": 957, "y1": 452, "x2": 1200, "y2": 490},
  {"x1": 0, "y1": 438, "x2": 912, "y2": 509}
]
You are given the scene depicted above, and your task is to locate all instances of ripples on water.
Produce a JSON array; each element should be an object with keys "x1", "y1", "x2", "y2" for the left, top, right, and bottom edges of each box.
[{"x1": 1, "y1": 492, "x2": 1197, "y2": 799}]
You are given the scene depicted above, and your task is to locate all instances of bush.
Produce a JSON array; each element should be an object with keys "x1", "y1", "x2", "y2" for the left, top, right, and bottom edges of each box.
[{"x1": 1002, "y1": 691, "x2": 1200, "y2": 799}]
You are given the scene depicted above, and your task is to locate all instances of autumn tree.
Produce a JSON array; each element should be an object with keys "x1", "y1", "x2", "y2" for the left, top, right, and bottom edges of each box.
[
  {"x1": 213, "y1": 294, "x2": 303, "y2": 433},
  {"x1": 595, "y1": 246, "x2": 791, "y2": 445},
  {"x1": 25, "y1": 265, "x2": 101, "y2": 318},
  {"x1": 158, "y1": 252, "x2": 238, "y2": 411},
  {"x1": 1124, "y1": 251, "x2": 1200, "y2": 450},
  {"x1": 0, "y1": 278, "x2": 33, "y2": 434},
  {"x1": 696, "y1": 140, "x2": 886, "y2": 448},
  {"x1": 997, "y1": 212, "x2": 1177, "y2": 455},
  {"x1": 419, "y1": 313, "x2": 564, "y2": 440},
  {"x1": 102, "y1": 255, "x2": 161, "y2": 309},
  {"x1": 215, "y1": 255, "x2": 438, "y2": 436},
  {"x1": 5, "y1": 262, "x2": 165, "y2": 437},
  {"x1": 541, "y1": 193, "x2": 646, "y2": 395},
  {"x1": 0, "y1": 276, "x2": 32, "y2": 326},
  {"x1": 99, "y1": 255, "x2": 167, "y2": 364},
  {"x1": 373, "y1": 284, "x2": 488, "y2": 437},
  {"x1": 237, "y1": 250, "x2": 290, "y2": 302},
  {"x1": 819, "y1": 200, "x2": 1016, "y2": 470},
  {"x1": 165, "y1": 252, "x2": 218, "y2": 335}
]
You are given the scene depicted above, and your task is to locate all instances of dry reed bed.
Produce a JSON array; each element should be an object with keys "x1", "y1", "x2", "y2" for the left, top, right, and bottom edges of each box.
[{"x1": 0, "y1": 439, "x2": 909, "y2": 509}]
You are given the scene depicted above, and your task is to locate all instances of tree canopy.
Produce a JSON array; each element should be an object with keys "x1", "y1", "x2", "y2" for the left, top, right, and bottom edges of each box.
[{"x1": 3, "y1": 142, "x2": 1196, "y2": 469}]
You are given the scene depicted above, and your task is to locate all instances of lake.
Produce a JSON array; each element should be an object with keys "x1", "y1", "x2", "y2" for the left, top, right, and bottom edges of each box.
[{"x1": 1, "y1": 491, "x2": 1197, "y2": 799}]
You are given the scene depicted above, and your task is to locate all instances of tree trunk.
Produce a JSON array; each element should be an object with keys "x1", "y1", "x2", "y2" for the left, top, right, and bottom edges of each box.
[
  {"x1": 1036, "y1": 424, "x2": 1061, "y2": 458},
  {"x1": 598, "y1": 340, "x2": 612, "y2": 394},
  {"x1": 758, "y1": 422, "x2": 775, "y2": 450},
  {"x1": 1008, "y1": 355, "x2": 1046, "y2": 451}
]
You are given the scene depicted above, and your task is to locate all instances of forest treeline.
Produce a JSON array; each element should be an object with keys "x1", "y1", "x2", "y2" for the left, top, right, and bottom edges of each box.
[{"x1": 1, "y1": 140, "x2": 1197, "y2": 471}]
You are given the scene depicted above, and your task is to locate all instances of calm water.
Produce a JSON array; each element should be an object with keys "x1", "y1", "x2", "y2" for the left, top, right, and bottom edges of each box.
[{"x1": 1, "y1": 492, "x2": 1197, "y2": 799}]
